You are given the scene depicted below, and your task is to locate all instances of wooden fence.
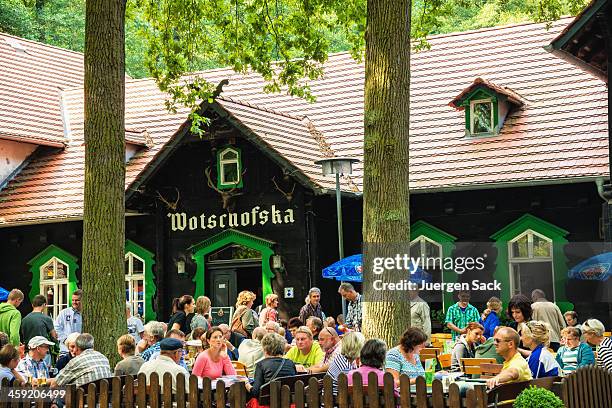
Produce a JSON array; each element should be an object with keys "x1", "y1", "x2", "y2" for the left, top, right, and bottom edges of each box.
[{"x1": 0, "y1": 366, "x2": 610, "y2": 408}]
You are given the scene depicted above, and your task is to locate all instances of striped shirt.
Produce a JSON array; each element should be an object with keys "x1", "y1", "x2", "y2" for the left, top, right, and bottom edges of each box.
[
  {"x1": 596, "y1": 337, "x2": 612, "y2": 372},
  {"x1": 560, "y1": 347, "x2": 579, "y2": 372},
  {"x1": 445, "y1": 303, "x2": 480, "y2": 340},
  {"x1": 385, "y1": 347, "x2": 425, "y2": 379},
  {"x1": 55, "y1": 349, "x2": 112, "y2": 387},
  {"x1": 327, "y1": 354, "x2": 357, "y2": 395}
]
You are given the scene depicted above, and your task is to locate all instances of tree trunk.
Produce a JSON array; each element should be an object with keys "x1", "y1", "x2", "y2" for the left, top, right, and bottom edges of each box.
[
  {"x1": 362, "y1": 0, "x2": 412, "y2": 348},
  {"x1": 82, "y1": 0, "x2": 126, "y2": 366}
]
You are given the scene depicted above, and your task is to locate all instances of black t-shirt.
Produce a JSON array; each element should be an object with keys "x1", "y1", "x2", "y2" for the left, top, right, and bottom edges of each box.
[
  {"x1": 20, "y1": 312, "x2": 54, "y2": 347},
  {"x1": 168, "y1": 311, "x2": 187, "y2": 334}
]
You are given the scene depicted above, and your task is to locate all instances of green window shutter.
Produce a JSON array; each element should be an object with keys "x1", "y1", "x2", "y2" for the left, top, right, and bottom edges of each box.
[
  {"x1": 490, "y1": 214, "x2": 570, "y2": 308},
  {"x1": 27, "y1": 245, "x2": 79, "y2": 303},
  {"x1": 410, "y1": 221, "x2": 457, "y2": 309},
  {"x1": 125, "y1": 240, "x2": 157, "y2": 322}
]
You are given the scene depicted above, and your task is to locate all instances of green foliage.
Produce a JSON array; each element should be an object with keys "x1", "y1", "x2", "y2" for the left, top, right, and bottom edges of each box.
[
  {"x1": 513, "y1": 386, "x2": 564, "y2": 408},
  {"x1": 431, "y1": 309, "x2": 450, "y2": 332},
  {"x1": 0, "y1": 0, "x2": 36, "y2": 38},
  {"x1": 0, "y1": 0, "x2": 591, "y2": 104}
]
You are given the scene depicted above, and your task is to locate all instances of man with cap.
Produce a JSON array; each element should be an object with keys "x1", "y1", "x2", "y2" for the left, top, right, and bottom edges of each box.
[
  {"x1": 16, "y1": 336, "x2": 54, "y2": 383},
  {"x1": 138, "y1": 338, "x2": 189, "y2": 393}
]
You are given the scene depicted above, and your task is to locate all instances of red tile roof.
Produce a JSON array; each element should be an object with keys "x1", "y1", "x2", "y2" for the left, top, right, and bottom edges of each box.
[
  {"x1": 0, "y1": 18, "x2": 608, "y2": 227},
  {"x1": 0, "y1": 34, "x2": 83, "y2": 146}
]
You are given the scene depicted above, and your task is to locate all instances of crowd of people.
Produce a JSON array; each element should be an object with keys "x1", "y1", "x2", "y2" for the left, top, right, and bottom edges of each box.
[{"x1": 0, "y1": 283, "x2": 610, "y2": 403}]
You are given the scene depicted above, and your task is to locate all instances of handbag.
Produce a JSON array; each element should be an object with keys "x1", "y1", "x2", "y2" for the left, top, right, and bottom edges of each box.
[{"x1": 231, "y1": 306, "x2": 249, "y2": 337}]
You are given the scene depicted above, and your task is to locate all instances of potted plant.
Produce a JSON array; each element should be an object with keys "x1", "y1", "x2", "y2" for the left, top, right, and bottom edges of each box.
[{"x1": 513, "y1": 386, "x2": 564, "y2": 408}]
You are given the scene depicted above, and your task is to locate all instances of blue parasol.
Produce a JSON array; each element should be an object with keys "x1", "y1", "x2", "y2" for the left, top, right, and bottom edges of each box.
[
  {"x1": 0, "y1": 287, "x2": 9, "y2": 302},
  {"x1": 568, "y1": 252, "x2": 612, "y2": 281},
  {"x1": 322, "y1": 254, "x2": 432, "y2": 283}
]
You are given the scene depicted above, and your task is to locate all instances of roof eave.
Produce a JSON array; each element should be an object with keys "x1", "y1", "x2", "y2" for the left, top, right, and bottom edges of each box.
[{"x1": 544, "y1": 45, "x2": 608, "y2": 82}]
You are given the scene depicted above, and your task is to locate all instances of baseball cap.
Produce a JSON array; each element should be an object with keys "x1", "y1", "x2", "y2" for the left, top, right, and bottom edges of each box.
[
  {"x1": 29, "y1": 336, "x2": 54, "y2": 349},
  {"x1": 159, "y1": 338, "x2": 183, "y2": 351}
]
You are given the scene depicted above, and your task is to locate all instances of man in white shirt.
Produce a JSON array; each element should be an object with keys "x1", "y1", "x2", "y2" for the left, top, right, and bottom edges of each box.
[
  {"x1": 54, "y1": 290, "x2": 82, "y2": 352},
  {"x1": 238, "y1": 327, "x2": 265, "y2": 377},
  {"x1": 138, "y1": 338, "x2": 189, "y2": 393},
  {"x1": 409, "y1": 290, "x2": 431, "y2": 341}
]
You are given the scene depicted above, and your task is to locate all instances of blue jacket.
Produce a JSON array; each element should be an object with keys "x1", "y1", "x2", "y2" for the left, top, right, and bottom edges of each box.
[
  {"x1": 528, "y1": 344, "x2": 560, "y2": 378},
  {"x1": 479, "y1": 311, "x2": 500, "y2": 338}
]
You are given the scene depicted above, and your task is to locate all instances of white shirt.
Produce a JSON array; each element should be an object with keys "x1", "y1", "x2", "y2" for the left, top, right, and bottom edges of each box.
[
  {"x1": 238, "y1": 339, "x2": 264, "y2": 377},
  {"x1": 54, "y1": 307, "x2": 82, "y2": 351},
  {"x1": 138, "y1": 355, "x2": 189, "y2": 393},
  {"x1": 127, "y1": 316, "x2": 145, "y2": 343}
]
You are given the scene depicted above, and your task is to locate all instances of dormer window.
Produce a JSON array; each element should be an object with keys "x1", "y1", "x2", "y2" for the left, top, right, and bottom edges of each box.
[
  {"x1": 450, "y1": 77, "x2": 524, "y2": 138},
  {"x1": 217, "y1": 146, "x2": 243, "y2": 189},
  {"x1": 470, "y1": 99, "x2": 494, "y2": 134}
]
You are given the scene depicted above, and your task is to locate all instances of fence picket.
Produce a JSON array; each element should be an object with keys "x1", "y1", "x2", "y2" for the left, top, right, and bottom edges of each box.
[
  {"x1": 86, "y1": 384, "x2": 96, "y2": 408},
  {"x1": 337, "y1": 373, "x2": 349, "y2": 408},
  {"x1": 269, "y1": 381, "x2": 281, "y2": 408},
  {"x1": 415, "y1": 376, "x2": 427, "y2": 408},
  {"x1": 431, "y1": 380, "x2": 444, "y2": 408},
  {"x1": 306, "y1": 377, "x2": 320, "y2": 408},
  {"x1": 123, "y1": 375, "x2": 134, "y2": 408},
  {"x1": 64, "y1": 384, "x2": 76, "y2": 408},
  {"x1": 447, "y1": 383, "x2": 461, "y2": 408},
  {"x1": 465, "y1": 388, "x2": 476, "y2": 407},
  {"x1": 351, "y1": 372, "x2": 364, "y2": 408},
  {"x1": 111, "y1": 376, "x2": 121, "y2": 408},
  {"x1": 75, "y1": 386, "x2": 84, "y2": 408},
  {"x1": 150, "y1": 372, "x2": 160, "y2": 408},
  {"x1": 136, "y1": 373, "x2": 147, "y2": 408},
  {"x1": 280, "y1": 385, "x2": 291, "y2": 408},
  {"x1": 175, "y1": 373, "x2": 185, "y2": 408},
  {"x1": 215, "y1": 379, "x2": 226, "y2": 407},
  {"x1": 399, "y1": 374, "x2": 411, "y2": 408},
  {"x1": 368, "y1": 372, "x2": 380, "y2": 408},
  {"x1": 188, "y1": 375, "x2": 199, "y2": 408},
  {"x1": 382, "y1": 373, "x2": 394, "y2": 408},
  {"x1": 162, "y1": 373, "x2": 173, "y2": 408},
  {"x1": 322, "y1": 375, "x2": 334, "y2": 408},
  {"x1": 294, "y1": 380, "x2": 305, "y2": 408}
]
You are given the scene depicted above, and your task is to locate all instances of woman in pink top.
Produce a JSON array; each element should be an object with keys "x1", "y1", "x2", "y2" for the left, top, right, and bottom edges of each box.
[
  {"x1": 347, "y1": 339, "x2": 387, "y2": 386},
  {"x1": 192, "y1": 327, "x2": 236, "y2": 379}
]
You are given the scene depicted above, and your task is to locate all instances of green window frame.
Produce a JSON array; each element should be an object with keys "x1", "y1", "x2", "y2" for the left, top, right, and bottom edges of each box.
[
  {"x1": 125, "y1": 240, "x2": 157, "y2": 322},
  {"x1": 410, "y1": 221, "x2": 457, "y2": 310},
  {"x1": 491, "y1": 214, "x2": 572, "y2": 312},
  {"x1": 28, "y1": 245, "x2": 79, "y2": 319},
  {"x1": 459, "y1": 89, "x2": 499, "y2": 137},
  {"x1": 217, "y1": 146, "x2": 243, "y2": 189}
]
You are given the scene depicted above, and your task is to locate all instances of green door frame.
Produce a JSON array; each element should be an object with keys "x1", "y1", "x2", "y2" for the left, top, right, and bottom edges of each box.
[{"x1": 189, "y1": 229, "x2": 276, "y2": 300}]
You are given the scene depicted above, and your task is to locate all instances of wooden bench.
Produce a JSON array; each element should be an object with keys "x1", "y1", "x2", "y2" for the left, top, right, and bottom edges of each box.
[{"x1": 460, "y1": 358, "x2": 497, "y2": 377}]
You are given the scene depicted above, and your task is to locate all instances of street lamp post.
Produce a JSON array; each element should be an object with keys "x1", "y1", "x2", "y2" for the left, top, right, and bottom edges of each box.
[{"x1": 315, "y1": 157, "x2": 359, "y2": 316}]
